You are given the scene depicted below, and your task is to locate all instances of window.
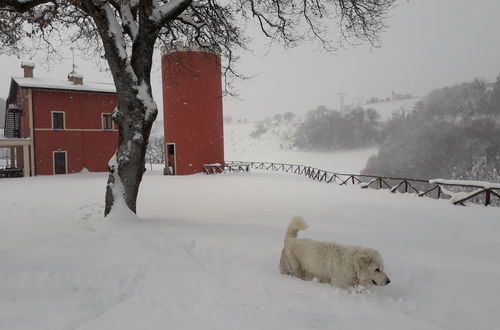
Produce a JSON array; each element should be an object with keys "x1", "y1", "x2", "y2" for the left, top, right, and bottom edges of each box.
[
  {"x1": 102, "y1": 114, "x2": 113, "y2": 130},
  {"x1": 52, "y1": 112, "x2": 64, "y2": 130}
]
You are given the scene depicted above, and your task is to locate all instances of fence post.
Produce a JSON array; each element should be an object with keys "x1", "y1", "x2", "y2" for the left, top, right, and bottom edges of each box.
[{"x1": 485, "y1": 190, "x2": 491, "y2": 206}]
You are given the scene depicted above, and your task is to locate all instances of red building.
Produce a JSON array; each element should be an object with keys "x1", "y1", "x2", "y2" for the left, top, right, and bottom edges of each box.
[
  {"x1": 1, "y1": 63, "x2": 118, "y2": 176},
  {"x1": 162, "y1": 47, "x2": 224, "y2": 175}
]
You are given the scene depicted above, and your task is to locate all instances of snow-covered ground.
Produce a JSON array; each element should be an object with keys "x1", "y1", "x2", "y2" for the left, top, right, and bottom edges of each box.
[{"x1": 1, "y1": 127, "x2": 500, "y2": 330}]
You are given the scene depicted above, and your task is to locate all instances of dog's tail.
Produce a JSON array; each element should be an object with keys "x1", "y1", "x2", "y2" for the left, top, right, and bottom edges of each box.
[{"x1": 285, "y1": 216, "x2": 308, "y2": 240}]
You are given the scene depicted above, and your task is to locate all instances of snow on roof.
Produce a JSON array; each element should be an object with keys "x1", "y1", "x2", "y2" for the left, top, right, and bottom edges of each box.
[
  {"x1": 12, "y1": 76, "x2": 116, "y2": 94},
  {"x1": 21, "y1": 61, "x2": 35, "y2": 68},
  {"x1": 68, "y1": 72, "x2": 84, "y2": 79}
]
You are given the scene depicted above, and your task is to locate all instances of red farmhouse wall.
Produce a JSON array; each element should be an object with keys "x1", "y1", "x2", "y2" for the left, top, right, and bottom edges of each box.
[
  {"x1": 31, "y1": 89, "x2": 117, "y2": 175},
  {"x1": 19, "y1": 89, "x2": 31, "y2": 138},
  {"x1": 162, "y1": 50, "x2": 224, "y2": 175}
]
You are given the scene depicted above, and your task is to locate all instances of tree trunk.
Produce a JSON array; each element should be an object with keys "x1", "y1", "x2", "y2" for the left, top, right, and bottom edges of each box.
[
  {"x1": 78, "y1": 2, "x2": 160, "y2": 218},
  {"x1": 104, "y1": 96, "x2": 156, "y2": 217}
]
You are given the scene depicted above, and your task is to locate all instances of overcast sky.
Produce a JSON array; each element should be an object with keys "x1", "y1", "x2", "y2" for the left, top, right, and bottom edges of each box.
[{"x1": 1, "y1": 0, "x2": 499, "y2": 121}]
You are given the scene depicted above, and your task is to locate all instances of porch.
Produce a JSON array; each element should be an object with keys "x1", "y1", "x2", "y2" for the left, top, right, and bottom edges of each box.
[{"x1": 0, "y1": 139, "x2": 33, "y2": 177}]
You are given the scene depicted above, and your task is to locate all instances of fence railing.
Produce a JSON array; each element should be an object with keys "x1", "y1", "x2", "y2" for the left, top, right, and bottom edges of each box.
[{"x1": 203, "y1": 161, "x2": 500, "y2": 207}]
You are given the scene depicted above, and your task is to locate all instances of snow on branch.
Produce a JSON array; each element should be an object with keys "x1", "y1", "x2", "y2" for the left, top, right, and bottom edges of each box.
[
  {"x1": 102, "y1": 2, "x2": 129, "y2": 60},
  {"x1": 134, "y1": 80, "x2": 158, "y2": 122},
  {"x1": 0, "y1": 0, "x2": 51, "y2": 12},
  {"x1": 119, "y1": 3, "x2": 139, "y2": 40},
  {"x1": 176, "y1": 11, "x2": 205, "y2": 29},
  {"x1": 151, "y1": 0, "x2": 193, "y2": 25}
]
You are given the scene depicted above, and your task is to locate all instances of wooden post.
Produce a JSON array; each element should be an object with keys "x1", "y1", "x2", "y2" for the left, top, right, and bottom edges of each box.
[
  {"x1": 9, "y1": 147, "x2": 16, "y2": 167},
  {"x1": 23, "y1": 145, "x2": 30, "y2": 177},
  {"x1": 485, "y1": 190, "x2": 491, "y2": 206},
  {"x1": 16, "y1": 146, "x2": 23, "y2": 168}
]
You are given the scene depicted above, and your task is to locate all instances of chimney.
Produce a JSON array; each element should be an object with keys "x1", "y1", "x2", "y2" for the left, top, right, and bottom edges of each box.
[
  {"x1": 21, "y1": 62, "x2": 35, "y2": 78},
  {"x1": 68, "y1": 71, "x2": 83, "y2": 85}
]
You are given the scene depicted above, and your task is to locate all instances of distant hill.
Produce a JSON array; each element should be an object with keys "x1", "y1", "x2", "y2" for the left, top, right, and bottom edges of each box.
[
  {"x1": 364, "y1": 78, "x2": 500, "y2": 182},
  {"x1": 225, "y1": 119, "x2": 297, "y2": 156},
  {"x1": 226, "y1": 106, "x2": 386, "y2": 154}
]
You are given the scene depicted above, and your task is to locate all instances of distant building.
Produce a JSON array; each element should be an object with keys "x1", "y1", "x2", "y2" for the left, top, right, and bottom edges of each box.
[
  {"x1": 391, "y1": 91, "x2": 412, "y2": 101},
  {"x1": 1, "y1": 63, "x2": 118, "y2": 176},
  {"x1": 161, "y1": 45, "x2": 224, "y2": 175}
]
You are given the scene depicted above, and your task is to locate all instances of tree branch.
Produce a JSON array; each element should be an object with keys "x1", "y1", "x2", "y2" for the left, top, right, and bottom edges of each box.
[
  {"x1": 0, "y1": 0, "x2": 52, "y2": 12},
  {"x1": 151, "y1": 0, "x2": 192, "y2": 27},
  {"x1": 120, "y1": 3, "x2": 139, "y2": 40}
]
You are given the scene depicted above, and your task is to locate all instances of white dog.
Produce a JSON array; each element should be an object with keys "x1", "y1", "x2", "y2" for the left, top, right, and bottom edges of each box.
[{"x1": 279, "y1": 216, "x2": 391, "y2": 289}]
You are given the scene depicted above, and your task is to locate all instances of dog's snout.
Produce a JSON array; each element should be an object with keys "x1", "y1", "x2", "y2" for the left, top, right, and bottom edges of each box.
[{"x1": 384, "y1": 278, "x2": 391, "y2": 285}]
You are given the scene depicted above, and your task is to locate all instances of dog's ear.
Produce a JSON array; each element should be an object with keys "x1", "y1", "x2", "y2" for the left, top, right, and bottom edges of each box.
[{"x1": 355, "y1": 255, "x2": 372, "y2": 271}]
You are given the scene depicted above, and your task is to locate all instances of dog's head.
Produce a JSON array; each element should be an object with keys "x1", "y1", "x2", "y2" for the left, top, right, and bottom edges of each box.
[{"x1": 354, "y1": 249, "x2": 391, "y2": 288}]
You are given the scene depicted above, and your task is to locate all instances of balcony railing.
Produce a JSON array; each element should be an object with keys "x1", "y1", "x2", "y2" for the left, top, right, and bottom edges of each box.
[{"x1": 4, "y1": 104, "x2": 21, "y2": 139}]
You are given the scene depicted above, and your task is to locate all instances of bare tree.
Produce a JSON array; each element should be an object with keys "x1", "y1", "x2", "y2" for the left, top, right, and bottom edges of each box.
[
  {"x1": 146, "y1": 135, "x2": 165, "y2": 166},
  {"x1": 0, "y1": 0, "x2": 395, "y2": 217}
]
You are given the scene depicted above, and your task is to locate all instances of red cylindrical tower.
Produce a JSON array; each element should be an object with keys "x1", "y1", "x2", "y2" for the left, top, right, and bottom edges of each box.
[{"x1": 161, "y1": 48, "x2": 224, "y2": 175}]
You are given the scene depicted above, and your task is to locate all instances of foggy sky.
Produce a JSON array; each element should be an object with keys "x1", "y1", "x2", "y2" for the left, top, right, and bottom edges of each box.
[{"x1": 1, "y1": 0, "x2": 499, "y2": 121}]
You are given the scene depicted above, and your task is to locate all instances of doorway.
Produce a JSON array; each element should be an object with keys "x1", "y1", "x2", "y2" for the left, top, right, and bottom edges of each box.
[
  {"x1": 165, "y1": 143, "x2": 176, "y2": 175},
  {"x1": 53, "y1": 151, "x2": 67, "y2": 174}
]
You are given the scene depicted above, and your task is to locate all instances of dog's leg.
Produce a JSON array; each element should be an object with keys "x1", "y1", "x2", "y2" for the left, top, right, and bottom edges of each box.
[
  {"x1": 329, "y1": 276, "x2": 351, "y2": 289},
  {"x1": 285, "y1": 254, "x2": 305, "y2": 279},
  {"x1": 302, "y1": 272, "x2": 314, "y2": 281},
  {"x1": 279, "y1": 249, "x2": 291, "y2": 274},
  {"x1": 293, "y1": 260, "x2": 309, "y2": 280}
]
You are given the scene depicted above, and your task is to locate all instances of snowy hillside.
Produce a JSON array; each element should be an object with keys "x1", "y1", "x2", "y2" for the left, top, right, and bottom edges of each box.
[
  {"x1": 223, "y1": 98, "x2": 420, "y2": 168},
  {"x1": 224, "y1": 120, "x2": 377, "y2": 173},
  {"x1": 225, "y1": 119, "x2": 297, "y2": 155}
]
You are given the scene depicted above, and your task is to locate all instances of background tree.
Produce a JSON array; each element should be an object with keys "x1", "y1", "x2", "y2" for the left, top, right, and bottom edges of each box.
[
  {"x1": 364, "y1": 77, "x2": 500, "y2": 180},
  {"x1": 0, "y1": 0, "x2": 395, "y2": 217},
  {"x1": 292, "y1": 105, "x2": 381, "y2": 151},
  {"x1": 146, "y1": 135, "x2": 165, "y2": 168}
]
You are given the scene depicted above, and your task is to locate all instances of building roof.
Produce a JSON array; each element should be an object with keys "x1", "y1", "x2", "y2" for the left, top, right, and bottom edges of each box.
[{"x1": 12, "y1": 76, "x2": 116, "y2": 94}]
